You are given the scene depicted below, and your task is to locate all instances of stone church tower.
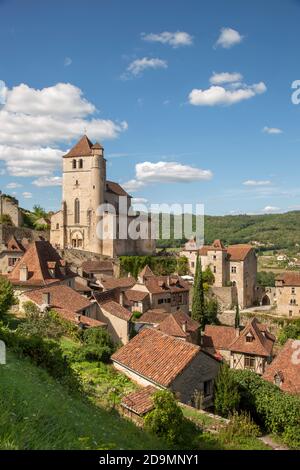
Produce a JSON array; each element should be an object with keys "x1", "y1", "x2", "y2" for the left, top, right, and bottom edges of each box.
[{"x1": 50, "y1": 135, "x2": 155, "y2": 258}]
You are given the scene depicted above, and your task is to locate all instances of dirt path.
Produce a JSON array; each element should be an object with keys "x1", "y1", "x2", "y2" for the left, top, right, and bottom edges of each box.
[{"x1": 259, "y1": 435, "x2": 289, "y2": 450}]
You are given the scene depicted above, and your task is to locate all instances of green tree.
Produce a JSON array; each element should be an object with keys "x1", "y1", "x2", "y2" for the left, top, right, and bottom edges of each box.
[
  {"x1": 257, "y1": 271, "x2": 275, "y2": 287},
  {"x1": 0, "y1": 214, "x2": 13, "y2": 226},
  {"x1": 235, "y1": 304, "x2": 240, "y2": 329},
  {"x1": 278, "y1": 319, "x2": 300, "y2": 345},
  {"x1": 75, "y1": 327, "x2": 115, "y2": 362},
  {"x1": 191, "y1": 255, "x2": 205, "y2": 328},
  {"x1": 214, "y1": 364, "x2": 240, "y2": 418},
  {"x1": 205, "y1": 298, "x2": 220, "y2": 325},
  {"x1": 176, "y1": 256, "x2": 189, "y2": 276},
  {"x1": 32, "y1": 205, "x2": 47, "y2": 219},
  {"x1": 144, "y1": 390, "x2": 184, "y2": 444},
  {"x1": 0, "y1": 278, "x2": 16, "y2": 319}
]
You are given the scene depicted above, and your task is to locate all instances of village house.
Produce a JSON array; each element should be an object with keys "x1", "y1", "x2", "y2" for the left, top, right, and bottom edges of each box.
[
  {"x1": 275, "y1": 272, "x2": 300, "y2": 318},
  {"x1": 94, "y1": 289, "x2": 133, "y2": 344},
  {"x1": 137, "y1": 308, "x2": 171, "y2": 328},
  {"x1": 263, "y1": 339, "x2": 300, "y2": 394},
  {"x1": 157, "y1": 311, "x2": 200, "y2": 344},
  {"x1": 0, "y1": 235, "x2": 26, "y2": 274},
  {"x1": 50, "y1": 135, "x2": 155, "y2": 257},
  {"x1": 180, "y1": 238, "x2": 257, "y2": 308},
  {"x1": 20, "y1": 284, "x2": 105, "y2": 329},
  {"x1": 112, "y1": 328, "x2": 220, "y2": 408},
  {"x1": 203, "y1": 317, "x2": 275, "y2": 375},
  {"x1": 7, "y1": 240, "x2": 76, "y2": 295},
  {"x1": 128, "y1": 266, "x2": 190, "y2": 314},
  {"x1": 120, "y1": 386, "x2": 157, "y2": 425},
  {"x1": 79, "y1": 259, "x2": 114, "y2": 281}
]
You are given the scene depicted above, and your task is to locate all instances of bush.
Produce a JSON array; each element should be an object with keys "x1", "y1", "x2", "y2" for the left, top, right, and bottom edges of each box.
[
  {"x1": 214, "y1": 364, "x2": 240, "y2": 418},
  {"x1": 144, "y1": 391, "x2": 184, "y2": 445},
  {"x1": 0, "y1": 278, "x2": 16, "y2": 319},
  {"x1": 278, "y1": 319, "x2": 300, "y2": 345},
  {"x1": 220, "y1": 411, "x2": 260, "y2": 445},
  {"x1": 74, "y1": 327, "x2": 115, "y2": 362},
  {"x1": 0, "y1": 214, "x2": 13, "y2": 226},
  {"x1": 132, "y1": 311, "x2": 142, "y2": 320}
]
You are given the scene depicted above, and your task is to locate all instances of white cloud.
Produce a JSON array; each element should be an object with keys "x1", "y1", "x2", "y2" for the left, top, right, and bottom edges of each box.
[
  {"x1": 64, "y1": 57, "x2": 72, "y2": 67},
  {"x1": 141, "y1": 31, "x2": 193, "y2": 48},
  {"x1": 215, "y1": 27, "x2": 244, "y2": 49},
  {"x1": 0, "y1": 81, "x2": 128, "y2": 177},
  {"x1": 32, "y1": 176, "x2": 62, "y2": 187},
  {"x1": 262, "y1": 205, "x2": 280, "y2": 214},
  {"x1": 123, "y1": 57, "x2": 167, "y2": 78},
  {"x1": 6, "y1": 182, "x2": 22, "y2": 189},
  {"x1": 22, "y1": 191, "x2": 32, "y2": 199},
  {"x1": 189, "y1": 82, "x2": 266, "y2": 106},
  {"x1": 132, "y1": 197, "x2": 148, "y2": 204},
  {"x1": 263, "y1": 126, "x2": 283, "y2": 134},
  {"x1": 210, "y1": 72, "x2": 243, "y2": 85},
  {"x1": 123, "y1": 161, "x2": 213, "y2": 192},
  {"x1": 0, "y1": 80, "x2": 7, "y2": 106},
  {"x1": 243, "y1": 180, "x2": 272, "y2": 187}
]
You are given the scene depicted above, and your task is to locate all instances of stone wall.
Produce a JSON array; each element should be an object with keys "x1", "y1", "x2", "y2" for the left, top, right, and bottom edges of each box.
[
  {"x1": 0, "y1": 224, "x2": 49, "y2": 245},
  {"x1": 0, "y1": 195, "x2": 22, "y2": 227},
  {"x1": 210, "y1": 286, "x2": 238, "y2": 310}
]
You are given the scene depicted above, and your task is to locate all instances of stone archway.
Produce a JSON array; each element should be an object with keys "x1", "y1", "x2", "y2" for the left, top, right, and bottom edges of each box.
[
  {"x1": 262, "y1": 294, "x2": 271, "y2": 306},
  {"x1": 70, "y1": 230, "x2": 84, "y2": 249}
]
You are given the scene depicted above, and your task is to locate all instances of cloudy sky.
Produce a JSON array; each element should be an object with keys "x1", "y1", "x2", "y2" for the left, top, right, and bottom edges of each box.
[{"x1": 1, "y1": 0, "x2": 300, "y2": 215}]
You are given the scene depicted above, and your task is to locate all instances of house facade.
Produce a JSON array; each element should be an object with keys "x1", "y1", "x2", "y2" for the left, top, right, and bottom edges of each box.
[
  {"x1": 0, "y1": 235, "x2": 25, "y2": 274},
  {"x1": 275, "y1": 272, "x2": 300, "y2": 318}
]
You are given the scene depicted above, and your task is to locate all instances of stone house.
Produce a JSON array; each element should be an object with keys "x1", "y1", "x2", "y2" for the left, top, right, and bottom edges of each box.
[
  {"x1": 50, "y1": 135, "x2": 155, "y2": 257},
  {"x1": 79, "y1": 260, "x2": 114, "y2": 281},
  {"x1": 20, "y1": 284, "x2": 104, "y2": 329},
  {"x1": 0, "y1": 192, "x2": 23, "y2": 227},
  {"x1": 157, "y1": 311, "x2": 200, "y2": 344},
  {"x1": 263, "y1": 339, "x2": 300, "y2": 394},
  {"x1": 203, "y1": 317, "x2": 275, "y2": 375},
  {"x1": 180, "y1": 239, "x2": 257, "y2": 308},
  {"x1": 0, "y1": 235, "x2": 25, "y2": 274},
  {"x1": 275, "y1": 272, "x2": 300, "y2": 318},
  {"x1": 7, "y1": 240, "x2": 76, "y2": 295},
  {"x1": 112, "y1": 328, "x2": 220, "y2": 408}
]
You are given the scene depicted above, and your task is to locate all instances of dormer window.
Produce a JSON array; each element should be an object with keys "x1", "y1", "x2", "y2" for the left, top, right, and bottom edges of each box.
[{"x1": 246, "y1": 334, "x2": 254, "y2": 343}]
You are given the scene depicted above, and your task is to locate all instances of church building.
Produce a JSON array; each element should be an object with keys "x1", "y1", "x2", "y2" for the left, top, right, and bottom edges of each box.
[{"x1": 50, "y1": 135, "x2": 155, "y2": 258}]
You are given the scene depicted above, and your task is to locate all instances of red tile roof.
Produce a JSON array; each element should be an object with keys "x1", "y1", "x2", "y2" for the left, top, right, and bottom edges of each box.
[
  {"x1": 145, "y1": 275, "x2": 189, "y2": 295},
  {"x1": 211, "y1": 239, "x2": 226, "y2": 251},
  {"x1": 25, "y1": 284, "x2": 93, "y2": 313},
  {"x1": 203, "y1": 325, "x2": 238, "y2": 351},
  {"x1": 139, "y1": 309, "x2": 170, "y2": 324},
  {"x1": 121, "y1": 386, "x2": 157, "y2": 415},
  {"x1": 229, "y1": 318, "x2": 275, "y2": 357},
  {"x1": 106, "y1": 180, "x2": 129, "y2": 197},
  {"x1": 101, "y1": 276, "x2": 136, "y2": 291},
  {"x1": 112, "y1": 328, "x2": 202, "y2": 387},
  {"x1": 157, "y1": 311, "x2": 199, "y2": 338},
  {"x1": 227, "y1": 245, "x2": 254, "y2": 261},
  {"x1": 8, "y1": 240, "x2": 75, "y2": 287},
  {"x1": 263, "y1": 339, "x2": 300, "y2": 394},
  {"x1": 276, "y1": 272, "x2": 300, "y2": 287},
  {"x1": 139, "y1": 265, "x2": 154, "y2": 279},
  {"x1": 64, "y1": 135, "x2": 94, "y2": 158},
  {"x1": 81, "y1": 260, "x2": 114, "y2": 273},
  {"x1": 124, "y1": 289, "x2": 149, "y2": 302},
  {"x1": 100, "y1": 300, "x2": 132, "y2": 321},
  {"x1": 6, "y1": 236, "x2": 25, "y2": 253}
]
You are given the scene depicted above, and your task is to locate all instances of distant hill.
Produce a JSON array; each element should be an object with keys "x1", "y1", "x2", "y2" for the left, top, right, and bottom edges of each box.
[{"x1": 157, "y1": 211, "x2": 300, "y2": 250}]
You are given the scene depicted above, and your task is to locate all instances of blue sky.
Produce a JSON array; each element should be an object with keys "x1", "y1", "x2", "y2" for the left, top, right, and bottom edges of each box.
[{"x1": 1, "y1": 0, "x2": 300, "y2": 215}]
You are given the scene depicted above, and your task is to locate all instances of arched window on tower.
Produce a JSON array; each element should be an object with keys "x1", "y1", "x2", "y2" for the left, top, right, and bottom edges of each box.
[
  {"x1": 72, "y1": 159, "x2": 77, "y2": 169},
  {"x1": 74, "y1": 198, "x2": 80, "y2": 224},
  {"x1": 79, "y1": 159, "x2": 83, "y2": 169}
]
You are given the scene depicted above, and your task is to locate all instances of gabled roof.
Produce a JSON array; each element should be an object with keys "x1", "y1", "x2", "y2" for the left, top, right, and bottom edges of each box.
[
  {"x1": 203, "y1": 325, "x2": 238, "y2": 351},
  {"x1": 81, "y1": 260, "x2": 114, "y2": 274},
  {"x1": 106, "y1": 181, "x2": 129, "y2": 197},
  {"x1": 100, "y1": 300, "x2": 132, "y2": 321},
  {"x1": 210, "y1": 239, "x2": 226, "y2": 251},
  {"x1": 64, "y1": 135, "x2": 94, "y2": 158},
  {"x1": 263, "y1": 339, "x2": 300, "y2": 394},
  {"x1": 100, "y1": 276, "x2": 136, "y2": 291},
  {"x1": 139, "y1": 309, "x2": 170, "y2": 325},
  {"x1": 227, "y1": 245, "x2": 253, "y2": 261},
  {"x1": 229, "y1": 318, "x2": 275, "y2": 357},
  {"x1": 25, "y1": 284, "x2": 92, "y2": 313},
  {"x1": 157, "y1": 311, "x2": 200, "y2": 338},
  {"x1": 276, "y1": 272, "x2": 300, "y2": 287},
  {"x1": 121, "y1": 386, "x2": 157, "y2": 415},
  {"x1": 8, "y1": 240, "x2": 75, "y2": 287},
  {"x1": 124, "y1": 289, "x2": 150, "y2": 302},
  {"x1": 6, "y1": 235, "x2": 25, "y2": 252},
  {"x1": 112, "y1": 328, "x2": 202, "y2": 387},
  {"x1": 144, "y1": 275, "x2": 189, "y2": 295},
  {"x1": 139, "y1": 264, "x2": 154, "y2": 279}
]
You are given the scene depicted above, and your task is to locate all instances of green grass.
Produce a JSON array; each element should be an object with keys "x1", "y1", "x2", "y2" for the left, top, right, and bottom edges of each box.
[{"x1": 0, "y1": 351, "x2": 166, "y2": 450}]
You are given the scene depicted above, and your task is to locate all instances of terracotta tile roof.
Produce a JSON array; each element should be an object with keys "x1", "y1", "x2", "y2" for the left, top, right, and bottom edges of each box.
[
  {"x1": 227, "y1": 244, "x2": 253, "y2": 261},
  {"x1": 94, "y1": 288, "x2": 120, "y2": 304},
  {"x1": 157, "y1": 311, "x2": 200, "y2": 338},
  {"x1": 74, "y1": 280, "x2": 92, "y2": 293},
  {"x1": 211, "y1": 239, "x2": 226, "y2": 251},
  {"x1": 100, "y1": 300, "x2": 132, "y2": 321},
  {"x1": 124, "y1": 290, "x2": 149, "y2": 302},
  {"x1": 199, "y1": 245, "x2": 211, "y2": 256},
  {"x1": 263, "y1": 339, "x2": 300, "y2": 394},
  {"x1": 106, "y1": 180, "x2": 129, "y2": 197},
  {"x1": 53, "y1": 307, "x2": 106, "y2": 328},
  {"x1": 6, "y1": 236, "x2": 25, "y2": 252},
  {"x1": 101, "y1": 276, "x2": 136, "y2": 291},
  {"x1": 139, "y1": 309, "x2": 170, "y2": 324},
  {"x1": 81, "y1": 260, "x2": 114, "y2": 273},
  {"x1": 229, "y1": 318, "x2": 275, "y2": 357},
  {"x1": 275, "y1": 272, "x2": 300, "y2": 287},
  {"x1": 112, "y1": 328, "x2": 201, "y2": 387},
  {"x1": 145, "y1": 275, "x2": 189, "y2": 295},
  {"x1": 203, "y1": 325, "x2": 238, "y2": 351},
  {"x1": 92, "y1": 142, "x2": 103, "y2": 150},
  {"x1": 8, "y1": 240, "x2": 76, "y2": 287},
  {"x1": 121, "y1": 386, "x2": 157, "y2": 415},
  {"x1": 25, "y1": 284, "x2": 93, "y2": 313},
  {"x1": 139, "y1": 265, "x2": 154, "y2": 279},
  {"x1": 63, "y1": 135, "x2": 94, "y2": 158}
]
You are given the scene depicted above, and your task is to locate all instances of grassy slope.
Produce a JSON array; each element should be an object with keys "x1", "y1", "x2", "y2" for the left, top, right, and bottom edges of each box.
[{"x1": 0, "y1": 351, "x2": 165, "y2": 450}]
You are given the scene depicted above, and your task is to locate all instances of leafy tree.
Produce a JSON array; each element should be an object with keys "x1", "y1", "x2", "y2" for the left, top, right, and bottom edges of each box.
[
  {"x1": 0, "y1": 278, "x2": 16, "y2": 319},
  {"x1": 144, "y1": 390, "x2": 184, "y2": 444},
  {"x1": 257, "y1": 271, "x2": 275, "y2": 287},
  {"x1": 214, "y1": 364, "x2": 240, "y2": 418},
  {"x1": 191, "y1": 255, "x2": 205, "y2": 328},
  {"x1": 205, "y1": 298, "x2": 220, "y2": 325},
  {"x1": 0, "y1": 214, "x2": 13, "y2": 226},
  {"x1": 202, "y1": 266, "x2": 215, "y2": 290},
  {"x1": 235, "y1": 304, "x2": 240, "y2": 329},
  {"x1": 176, "y1": 256, "x2": 189, "y2": 276},
  {"x1": 75, "y1": 327, "x2": 115, "y2": 362},
  {"x1": 278, "y1": 319, "x2": 300, "y2": 345},
  {"x1": 32, "y1": 205, "x2": 47, "y2": 219}
]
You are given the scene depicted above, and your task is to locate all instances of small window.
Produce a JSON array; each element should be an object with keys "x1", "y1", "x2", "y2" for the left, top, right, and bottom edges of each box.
[
  {"x1": 158, "y1": 299, "x2": 164, "y2": 305},
  {"x1": 244, "y1": 356, "x2": 255, "y2": 369},
  {"x1": 213, "y1": 255, "x2": 217, "y2": 260},
  {"x1": 292, "y1": 287, "x2": 296, "y2": 295},
  {"x1": 56, "y1": 223, "x2": 59, "y2": 230},
  {"x1": 72, "y1": 159, "x2": 77, "y2": 169},
  {"x1": 79, "y1": 159, "x2": 83, "y2": 169},
  {"x1": 204, "y1": 380, "x2": 213, "y2": 397},
  {"x1": 191, "y1": 262, "x2": 195, "y2": 268},
  {"x1": 231, "y1": 266, "x2": 237, "y2": 274},
  {"x1": 246, "y1": 335, "x2": 254, "y2": 343},
  {"x1": 213, "y1": 266, "x2": 217, "y2": 274}
]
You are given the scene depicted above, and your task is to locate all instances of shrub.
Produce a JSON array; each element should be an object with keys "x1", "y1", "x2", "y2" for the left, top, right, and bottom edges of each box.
[
  {"x1": 144, "y1": 390, "x2": 184, "y2": 444},
  {"x1": 214, "y1": 364, "x2": 240, "y2": 418},
  {"x1": 74, "y1": 327, "x2": 114, "y2": 362},
  {"x1": 278, "y1": 319, "x2": 300, "y2": 345},
  {"x1": 132, "y1": 311, "x2": 142, "y2": 320},
  {"x1": 0, "y1": 278, "x2": 16, "y2": 319},
  {"x1": 220, "y1": 411, "x2": 261, "y2": 445}
]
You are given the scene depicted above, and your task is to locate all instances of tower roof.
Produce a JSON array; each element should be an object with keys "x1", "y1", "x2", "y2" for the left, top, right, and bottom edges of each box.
[{"x1": 64, "y1": 135, "x2": 102, "y2": 158}]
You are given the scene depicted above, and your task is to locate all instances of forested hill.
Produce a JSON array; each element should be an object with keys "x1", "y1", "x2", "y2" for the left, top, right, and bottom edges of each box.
[{"x1": 157, "y1": 211, "x2": 300, "y2": 250}]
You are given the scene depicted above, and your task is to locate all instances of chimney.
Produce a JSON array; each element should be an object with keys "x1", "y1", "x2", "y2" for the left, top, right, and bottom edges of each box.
[
  {"x1": 235, "y1": 327, "x2": 240, "y2": 338},
  {"x1": 42, "y1": 292, "x2": 51, "y2": 306},
  {"x1": 19, "y1": 264, "x2": 28, "y2": 282},
  {"x1": 119, "y1": 291, "x2": 124, "y2": 306},
  {"x1": 182, "y1": 321, "x2": 187, "y2": 333}
]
